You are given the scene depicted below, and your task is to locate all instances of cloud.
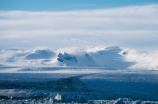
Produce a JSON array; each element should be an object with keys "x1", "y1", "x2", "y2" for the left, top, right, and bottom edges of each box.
[
  {"x1": 0, "y1": 4, "x2": 158, "y2": 36},
  {"x1": 0, "y1": 4, "x2": 158, "y2": 50},
  {"x1": 121, "y1": 48, "x2": 158, "y2": 70}
]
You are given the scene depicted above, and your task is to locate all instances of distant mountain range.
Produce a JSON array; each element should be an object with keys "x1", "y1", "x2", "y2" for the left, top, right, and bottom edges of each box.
[{"x1": 0, "y1": 46, "x2": 158, "y2": 70}]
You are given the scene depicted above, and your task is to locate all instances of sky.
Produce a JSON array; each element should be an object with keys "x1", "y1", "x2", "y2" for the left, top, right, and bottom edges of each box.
[
  {"x1": 0, "y1": 0, "x2": 158, "y2": 11},
  {"x1": 0, "y1": 0, "x2": 158, "y2": 51}
]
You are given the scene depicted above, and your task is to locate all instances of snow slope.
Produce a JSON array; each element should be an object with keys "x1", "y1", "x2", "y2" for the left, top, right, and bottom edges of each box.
[
  {"x1": 0, "y1": 46, "x2": 158, "y2": 70},
  {"x1": 25, "y1": 49, "x2": 56, "y2": 59},
  {"x1": 57, "y1": 46, "x2": 134, "y2": 69},
  {"x1": 57, "y1": 52, "x2": 98, "y2": 67}
]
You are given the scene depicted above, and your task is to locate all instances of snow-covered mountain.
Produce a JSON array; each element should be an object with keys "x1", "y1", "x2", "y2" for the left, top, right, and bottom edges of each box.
[
  {"x1": 57, "y1": 52, "x2": 98, "y2": 67},
  {"x1": 0, "y1": 46, "x2": 158, "y2": 70},
  {"x1": 57, "y1": 46, "x2": 134, "y2": 69},
  {"x1": 25, "y1": 49, "x2": 56, "y2": 59}
]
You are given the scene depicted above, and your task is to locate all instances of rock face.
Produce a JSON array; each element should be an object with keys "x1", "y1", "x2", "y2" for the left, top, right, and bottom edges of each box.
[
  {"x1": 57, "y1": 52, "x2": 97, "y2": 66},
  {"x1": 57, "y1": 53, "x2": 78, "y2": 63},
  {"x1": 25, "y1": 49, "x2": 55, "y2": 59}
]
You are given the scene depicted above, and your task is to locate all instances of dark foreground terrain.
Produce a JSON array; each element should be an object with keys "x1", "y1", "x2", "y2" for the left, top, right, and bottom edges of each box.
[{"x1": 0, "y1": 69, "x2": 158, "y2": 103}]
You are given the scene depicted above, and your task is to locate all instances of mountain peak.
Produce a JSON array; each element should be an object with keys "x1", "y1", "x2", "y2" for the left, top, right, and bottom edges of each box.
[{"x1": 25, "y1": 49, "x2": 55, "y2": 60}]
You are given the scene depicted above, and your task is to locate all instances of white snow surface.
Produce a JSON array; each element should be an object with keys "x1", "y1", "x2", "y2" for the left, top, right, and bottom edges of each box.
[{"x1": 0, "y1": 46, "x2": 158, "y2": 70}]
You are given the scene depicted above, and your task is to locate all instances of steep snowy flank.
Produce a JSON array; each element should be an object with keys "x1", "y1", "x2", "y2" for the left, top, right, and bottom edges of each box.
[
  {"x1": 57, "y1": 46, "x2": 134, "y2": 69},
  {"x1": 88, "y1": 46, "x2": 135, "y2": 69},
  {"x1": 25, "y1": 49, "x2": 55, "y2": 60},
  {"x1": 57, "y1": 52, "x2": 98, "y2": 67},
  {"x1": 57, "y1": 53, "x2": 78, "y2": 66}
]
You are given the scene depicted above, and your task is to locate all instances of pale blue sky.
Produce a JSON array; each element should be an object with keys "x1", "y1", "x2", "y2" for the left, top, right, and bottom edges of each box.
[{"x1": 0, "y1": 0, "x2": 158, "y2": 11}]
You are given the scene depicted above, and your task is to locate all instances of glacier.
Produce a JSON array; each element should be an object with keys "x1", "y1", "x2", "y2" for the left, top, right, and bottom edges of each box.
[{"x1": 0, "y1": 70, "x2": 158, "y2": 103}]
